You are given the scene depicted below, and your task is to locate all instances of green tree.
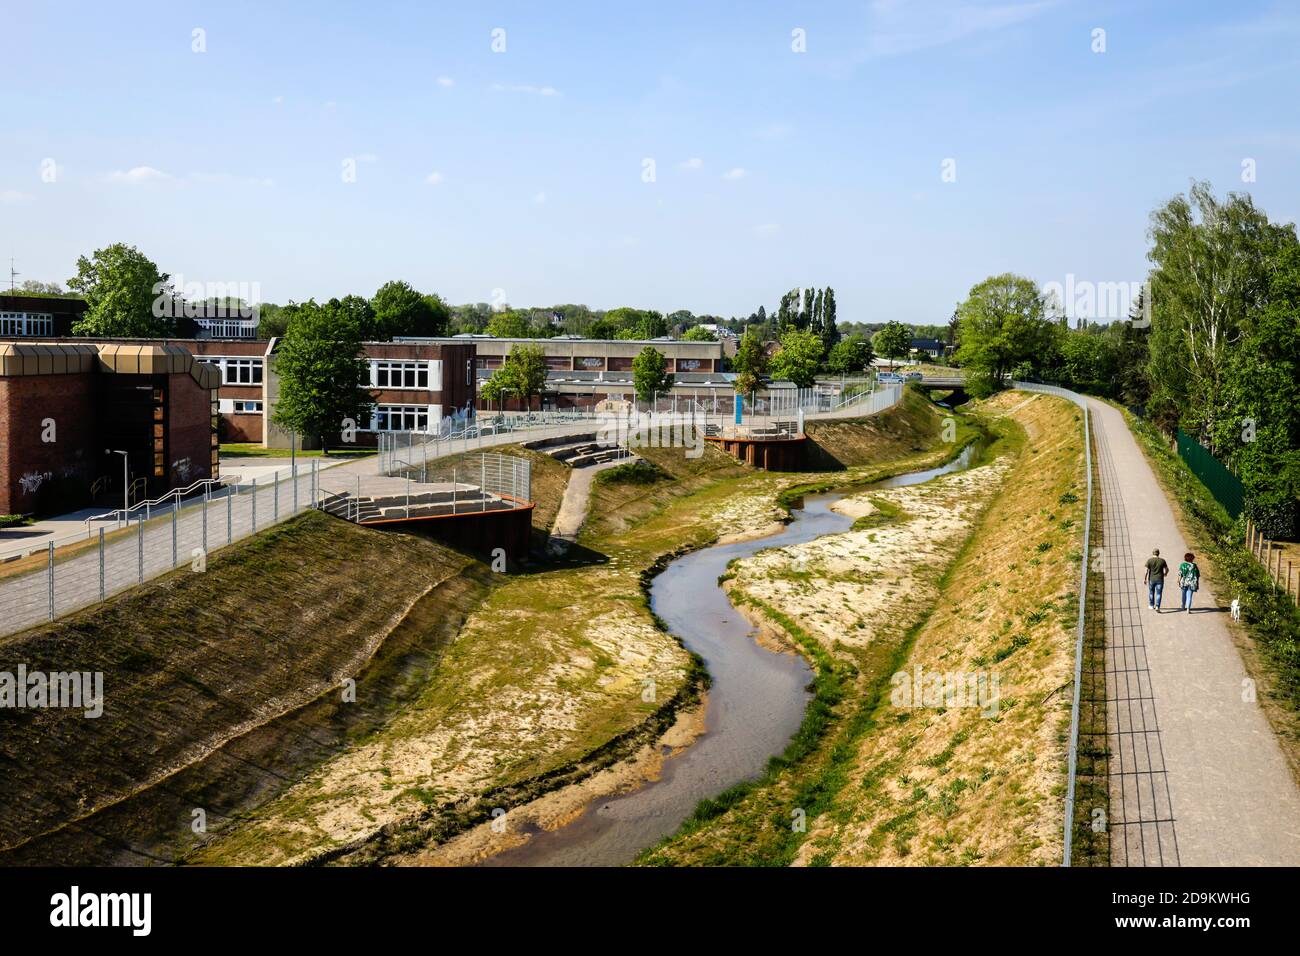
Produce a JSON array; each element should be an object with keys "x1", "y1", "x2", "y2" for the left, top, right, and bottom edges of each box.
[
  {"x1": 872, "y1": 320, "x2": 913, "y2": 370},
  {"x1": 632, "y1": 311, "x2": 668, "y2": 339},
  {"x1": 68, "y1": 242, "x2": 175, "y2": 337},
  {"x1": 327, "y1": 294, "x2": 376, "y2": 339},
  {"x1": 486, "y1": 310, "x2": 531, "y2": 338},
  {"x1": 732, "y1": 329, "x2": 768, "y2": 399},
  {"x1": 1214, "y1": 241, "x2": 1300, "y2": 536},
  {"x1": 683, "y1": 325, "x2": 717, "y2": 341},
  {"x1": 271, "y1": 299, "x2": 375, "y2": 452},
  {"x1": 480, "y1": 344, "x2": 548, "y2": 408},
  {"x1": 369, "y1": 280, "x2": 447, "y2": 339},
  {"x1": 18, "y1": 280, "x2": 68, "y2": 296},
  {"x1": 667, "y1": 309, "x2": 695, "y2": 332},
  {"x1": 1145, "y1": 181, "x2": 1294, "y2": 441},
  {"x1": 776, "y1": 289, "x2": 799, "y2": 334},
  {"x1": 770, "y1": 328, "x2": 822, "y2": 388},
  {"x1": 821, "y1": 287, "x2": 840, "y2": 354},
  {"x1": 954, "y1": 274, "x2": 1056, "y2": 396},
  {"x1": 632, "y1": 346, "x2": 674, "y2": 402},
  {"x1": 256, "y1": 302, "x2": 292, "y2": 338},
  {"x1": 827, "y1": 334, "x2": 873, "y2": 374},
  {"x1": 801, "y1": 288, "x2": 815, "y2": 331}
]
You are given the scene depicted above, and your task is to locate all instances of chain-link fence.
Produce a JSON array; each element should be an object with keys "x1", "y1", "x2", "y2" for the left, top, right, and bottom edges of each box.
[{"x1": 0, "y1": 461, "x2": 332, "y2": 638}]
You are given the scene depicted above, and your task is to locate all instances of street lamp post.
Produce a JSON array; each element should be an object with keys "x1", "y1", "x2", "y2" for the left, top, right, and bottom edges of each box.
[{"x1": 106, "y1": 449, "x2": 129, "y2": 514}]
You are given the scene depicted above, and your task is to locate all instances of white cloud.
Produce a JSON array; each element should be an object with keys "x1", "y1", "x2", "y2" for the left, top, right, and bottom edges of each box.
[
  {"x1": 532, "y1": 191, "x2": 547, "y2": 204},
  {"x1": 678, "y1": 157, "x2": 703, "y2": 170},
  {"x1": 0, "y1": 190, "x2": 32, "y2": 204},
  {"x1": 753, "y1": 223, "x2": 780, "y2": 238},
  {"x1": 272, "y1": 95, "x2": 284, "y2": 105},
  {"x1": 425, "y1": 171, "x2": 444, "y2": 185},
  {"x1": 491, "y1": 83, "x2": 561, "y2": 96},
  {"x1": 436, "y1": 76, "x2": 454, "y2": 87},
  {"x1": 107, "y1": 166, "x2": 171, "y2": 184},
  {"x1": 722, "y1": 167, "x2": 746, "y2": 180}
]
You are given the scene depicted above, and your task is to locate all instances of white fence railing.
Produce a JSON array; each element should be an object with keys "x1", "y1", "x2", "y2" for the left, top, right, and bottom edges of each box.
[
  {"x1": 1011, "y1": 381, "x2": 1094, "y2": 867},
  {"x1": 0, "y1": 460, "x2": 332, "y2": 638}
]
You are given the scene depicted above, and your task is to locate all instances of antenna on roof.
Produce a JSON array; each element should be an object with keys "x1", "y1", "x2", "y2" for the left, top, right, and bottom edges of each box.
[{"x1": 8, "y1": 258, "x2": 18, "y2": 292}]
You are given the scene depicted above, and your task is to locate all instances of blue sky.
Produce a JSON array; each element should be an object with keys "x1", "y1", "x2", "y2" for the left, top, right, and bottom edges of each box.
[{"x1": 3, "y1": 0, "x2": 1299, "y2": 325}]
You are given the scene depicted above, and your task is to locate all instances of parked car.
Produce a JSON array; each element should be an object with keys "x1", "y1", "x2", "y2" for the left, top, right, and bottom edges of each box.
[
  {"x1": 877, "y1": 372, "x2": 903, "y2": 384},
  {"x1": 902, "y1": 370, "x2": 924, "y2": 382}
]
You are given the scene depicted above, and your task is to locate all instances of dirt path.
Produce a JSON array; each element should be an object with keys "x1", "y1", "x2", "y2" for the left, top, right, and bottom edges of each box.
[
  {"x1": 547, "y1": 458, "x2": 630, "y2": 555},
  {"x1": 1090, "y1": 398, "x2": 1300, "y2": 866}
]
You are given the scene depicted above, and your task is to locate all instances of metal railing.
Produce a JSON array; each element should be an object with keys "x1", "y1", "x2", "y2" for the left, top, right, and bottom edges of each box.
[
  {"x1": 323, "y1": 451, "x2": 535, "y2": 523},
  {"x1": 1012, "y1": 380, "x2": 1094, "y2": 867},
  {"x1": 373, "y1": 383, "x2": 906, "y2": 476},
  {"x1": 86, "y1": 476, "x2": 235, "y2": 530},
  {"x1": 0, "y1": 460, "x2": 331, "y2": 637}
]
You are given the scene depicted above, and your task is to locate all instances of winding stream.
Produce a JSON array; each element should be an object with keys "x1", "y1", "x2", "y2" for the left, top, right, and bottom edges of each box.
[{"x1": 482, "y1": 443, "x2": 980, "y2": 866}]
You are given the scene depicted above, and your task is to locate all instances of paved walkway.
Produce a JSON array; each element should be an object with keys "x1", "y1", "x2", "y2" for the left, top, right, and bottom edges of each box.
[
  {"x1": 546, "y1": 456, "x2": 633, "y2": 556},
  {"x1": 1090, "y1": 398, "x2": 1300, "y2": 866}
]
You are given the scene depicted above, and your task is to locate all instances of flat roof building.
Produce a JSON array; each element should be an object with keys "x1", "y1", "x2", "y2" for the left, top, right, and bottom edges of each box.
[
  {"x1": 411, "y1": 335, "x2": 725, "y2": 374},
  {"x1": 0, "y1": 295, "x2": 88, "y2": 339},
  {"x1": 0, "y1": 340, "x2": 219, "y2": 515},
  {"x1": 396, "y1": 335, "x2": 729, "y2": 412}
]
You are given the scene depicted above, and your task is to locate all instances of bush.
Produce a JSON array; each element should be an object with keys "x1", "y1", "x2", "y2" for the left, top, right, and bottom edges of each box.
[
  {"x1": 594, "y1": 460, "x2": 667, "y2": 486},
  {"x1": 1246, "y1": 489, "x2": 1298, "y2": 540}
]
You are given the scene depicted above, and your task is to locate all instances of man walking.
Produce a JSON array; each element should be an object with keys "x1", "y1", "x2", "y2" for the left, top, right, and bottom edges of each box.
[{"x1": 1144, "y1": 548, "x2": 1169, "y2": 611}]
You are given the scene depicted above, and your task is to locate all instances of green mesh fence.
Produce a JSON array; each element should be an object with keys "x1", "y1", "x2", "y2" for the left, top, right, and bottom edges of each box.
[{"x1": 1176, "y1": 429, "x2": 1244, "y2": 519}]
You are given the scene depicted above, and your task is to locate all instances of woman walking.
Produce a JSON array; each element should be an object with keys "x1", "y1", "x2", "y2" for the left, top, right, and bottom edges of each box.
[{"x1": 1178, "y1": 552, "x2": 1200, "y2": 612}]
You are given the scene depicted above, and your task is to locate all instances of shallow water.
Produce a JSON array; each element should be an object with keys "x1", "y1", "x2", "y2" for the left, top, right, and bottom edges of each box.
[{"x1": 481, "y1": 442, "x2": 979, "y2": 866}]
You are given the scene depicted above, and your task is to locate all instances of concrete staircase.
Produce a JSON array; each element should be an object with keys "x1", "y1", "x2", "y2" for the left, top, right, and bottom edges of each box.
[{"x1": 543, "y1": 440, "x2": 626, "y2": 468}]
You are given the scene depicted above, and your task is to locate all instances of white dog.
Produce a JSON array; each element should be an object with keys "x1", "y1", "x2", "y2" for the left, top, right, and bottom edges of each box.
[{"x1": 1230, "y1": 598, "x2": 1241, "y2": 621}]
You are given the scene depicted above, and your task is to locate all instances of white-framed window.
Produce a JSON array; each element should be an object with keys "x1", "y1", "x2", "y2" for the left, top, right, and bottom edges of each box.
[
  {"x1": 371, "y1": 360, "x2": 430, "y2": 389},
  {"x1": 200, "y1": 356, "x2": 265, "y2": 385},
  {"x1": 232, "y1": 400, "x2": 263, "y2": 413},
  {"x1": 195, "y1": 317, "x2": 258, "y2": 339},
  {"x1": 0, "y1": 311, "x2": 54, "y2": 337},
  {"x1": 370, "y1": 404, "x2": 430, "y2": 432},
  {"x1": 222, "y1": 358, "x2": 263, "y2": 384}
]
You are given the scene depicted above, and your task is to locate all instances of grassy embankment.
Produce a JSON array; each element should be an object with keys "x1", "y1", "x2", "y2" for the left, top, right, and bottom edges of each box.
[
  {"x1": 191, "y1": 389, "x2": 969, "y2": 865},
  {"x1": 640, "y1": 390, "x2": 1088, "y2": 866},
  {"x1": 0, "y1": 510, "x2": 487, "y2": 865},
  {"x1": 0, "y1": 442, "x2": 572, "y2": 866},
  {"x1": 1119, "y1": 406, "x2": 1300, "y2": 779}
]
